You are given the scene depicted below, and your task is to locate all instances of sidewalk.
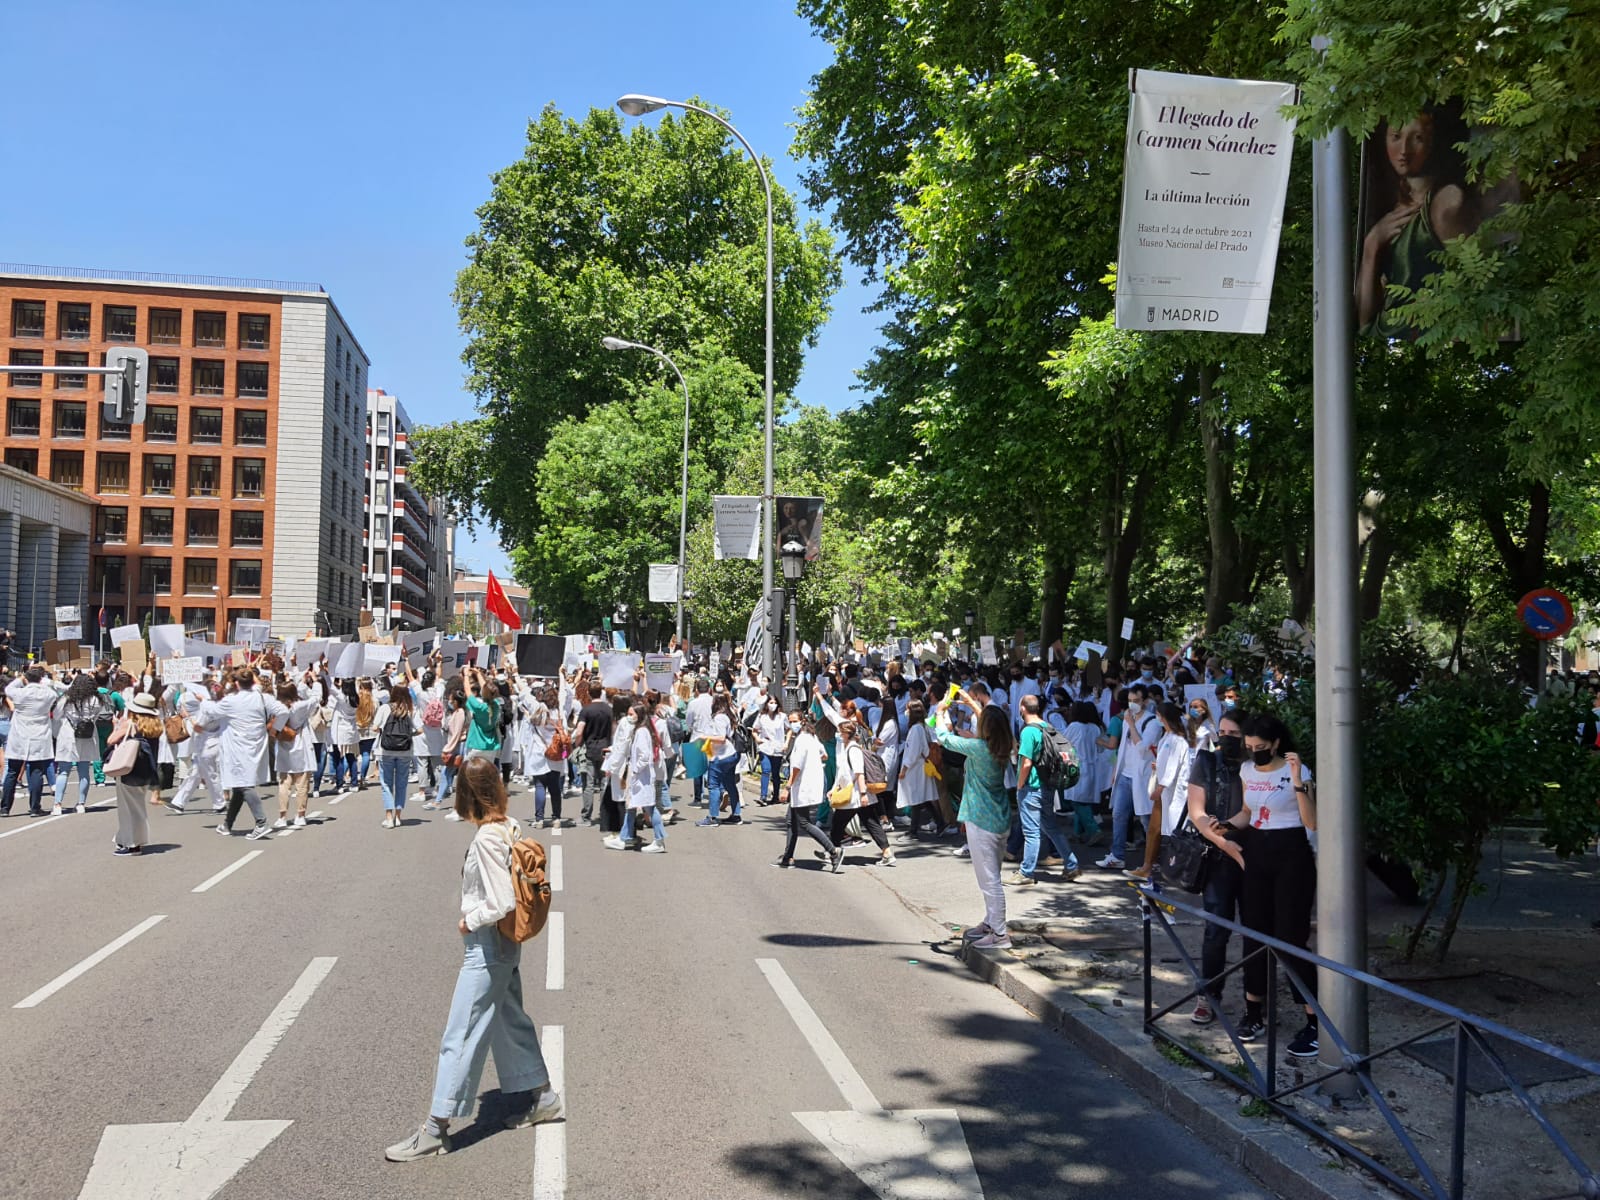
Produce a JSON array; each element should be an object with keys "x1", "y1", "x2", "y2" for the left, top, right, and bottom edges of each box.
[{"x1": 862, "y1": 826, "x2": 1600, "y2": 1200}]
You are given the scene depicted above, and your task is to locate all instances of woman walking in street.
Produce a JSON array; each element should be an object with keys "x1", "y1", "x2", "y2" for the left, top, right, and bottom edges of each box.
[
  {"x1": 828, "y1": 719, "x2": 896, "y2": 867},
  {"x1": 355, "y1": 680, "x2": 378, "y2": 788},
  {"x1": 329, "y1": 680, "x2": 361, "y2": 794},
  {"x1": 271, "y1": 679, "x2": 320, "y2": 829},
  {"x1": 753, "y1": 694, "x2": 788, "y2": 806},
  {"x1": 604, "y1": 699, "x2": 667, "y2": 854},
  {"x1": 52, "y1": 672, "x2": 102, "y2": 815},
  {"x1": 385, "y1": 758, "x2": 562, "y2": 1161},
  {"x1": 773, "y1": 711, "x2": 842, "y2": 871},
  {"x1": 374, "y1": 679, "x2": 424, "y2": 829},
  {"x1": 105, "y1": 693, "x2": 162, "y2": 856}
]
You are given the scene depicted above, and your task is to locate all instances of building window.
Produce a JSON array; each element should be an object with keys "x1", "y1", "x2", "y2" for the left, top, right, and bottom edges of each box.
[
  {"x1": 194, "y1": 311, "x2": 227, "y2": 347},
  {"x1": 49, "y1": 450, "x2": 83, "y2": 490},
  {"x1": 7, "y1": 397, "x2": 40, "y2": 436},
  {"x1": 376, "y1": 410, "x2": 391, "y2": 438},
  {"x1": 96, "y1": 452, "x2": 130, "y2": 494},
  {"x1": 376, "y1": 445, "x2": 389, "y2": 472},
  {"x1": 227, "y1": 608, "x2": 263, "y2": 634},
  {"x1": 183, "y1": 557, "x2": 217, "y2": 595},
  {"x1": 151, "y1": 357, "x2": 179, "y2": 393},
  {"x1": 143, "y1": 453, "x2": 176, "y2": 495},
  {"x1": 150, "y1": 308, "x2": 182, "y2": 345},
  {"x1": 104, "y1": 305, "x2": 137, "y2": 342},
  {"x1": 141, "y1": 507, "x2": 175, "y2": 545},
  {"x1": 11, "y1": 300, "x2": 45, "y2": 338},
  {"x1": 240, "y1": 313, "x2": 270, "y2": 349},
  {"x1": 188, "y1": 455, "x2": 221, "y2": 497},
  {"x1": 145, "y1": 404, "x2": 179, "y2": 441},
  {"x1": 3, "y1": 448, "x2": 38, "y2": 474},
  {"x1": 58, "y1": 303, "x2": 91, "y2": 340},
  {"x1": 94, "y1": 507, "x2": 128, "y2": 544},
  {"x1": 373, "y1": 550, "x2": 388, "y2": 576},
  {"x1": 140, "y1": 556, "x2": 172, "y2": 595},
  {"x1": 230, "y1": 559, "x2": 263, "y2": 596},
  {"x1": 92, "y1": 555, "x2": 126, "y2": 594},
  {"x1": 8, "y1": 349, "x2": 42, "y2": 387},
  {"x1": 237, "y1": 362, "x2": 268, "y2": 397},
  {"x1": 233, "y1": 457, "x2": 265, "y2": 498},
  {"x1": 182, "y1": 606, "x2": 215, "y2": 633},
  {"x1": 231, "y1": 510, "x2": 264, "y2": 547},
  {"x1": 235, "y1": 409, "x2": 268, "y2": 445},
  {"x1": 99, "y1": 404, "x2": 130, "y2": 440},
  {"x1": 186, "y1": 509, "x2": 219, "y2": 546},
  {"x1": 374, "y1": 481, "x2": 389, "y2": 507},
  {"x1": 192, "y1": 360, "x2": 225, "y2": 395},
  {"x1": 54, "y1": 350, "x2": 88, "y2": 389},
  {"x1": 53, "y1": 400, "x2": 86, "y2": 438},
  {"x1": 190, "y1": 407, "x2": 223, "y2": 443}
]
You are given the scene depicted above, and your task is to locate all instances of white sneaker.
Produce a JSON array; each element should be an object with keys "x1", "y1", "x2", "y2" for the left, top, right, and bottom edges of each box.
[
  {"x1": 75, "y1": 804, "x2": 87, "y2": 814},
  {"x1": 641, "y1": 840, "x2": 666, "y2": 854},
  {"x1": 1095, "y1": 854, "x2": 1126, "y2": 869},
  {"x1": 245, "y1": 824, "x2": 272, "y2": 841},
  {"x1": 504, "y1": 1088, "x2": 563, "y2": 1129},
  {"x1": 215, "y1": 822, "x2": 233, "y2": 836},
  {"x1": 602, "y1": 835, "x2": 627, "y2": 850},
  {"x1": 273, "y1": 817, "x2": 289, "y2": 829},
  {"x1": 444, "y1": 810, "x2": 462, "y2": 821},
  {"x1": 49, "y1": 805, "x2": 63, "y2": 817},
  {"x1": 293, "y1": 816, "x2": 307, "y2": 828}
]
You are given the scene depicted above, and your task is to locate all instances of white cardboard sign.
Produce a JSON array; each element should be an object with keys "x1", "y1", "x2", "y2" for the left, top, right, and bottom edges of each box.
[
  {"x1": 109, "y1": 623, "x2": 141, "y2": 647},
  {"x1": 163, "y1": 656, "x2": 206, "y2": 684}
]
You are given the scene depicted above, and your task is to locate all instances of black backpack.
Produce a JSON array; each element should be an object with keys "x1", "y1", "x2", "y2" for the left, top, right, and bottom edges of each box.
[
  {"x1": 380, "y1": 710, "x2": 414, "y2": 752},
  {"x1": 1032, "y1": 722, "x2": 1081, "y2": 791}
]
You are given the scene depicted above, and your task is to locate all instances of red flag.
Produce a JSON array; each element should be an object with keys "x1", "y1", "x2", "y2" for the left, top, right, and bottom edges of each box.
[{"x1": 484, "y1": 570, "x2": 523, "y2": 631}]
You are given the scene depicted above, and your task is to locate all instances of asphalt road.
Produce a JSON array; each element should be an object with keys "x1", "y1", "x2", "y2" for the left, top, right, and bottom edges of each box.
[{"x1": 0, "y1": 772, "x2": 1277, "y2": 1200}]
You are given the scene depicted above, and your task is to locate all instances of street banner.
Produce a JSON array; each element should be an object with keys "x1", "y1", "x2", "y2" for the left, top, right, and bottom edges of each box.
[
  {"x1": 1115, "y1": 68, "x2": 1298, "y2": 334},
  {"x1": 235, "y1": 618, "x2": 272, "y2": 649},
  {"x1": 56, "y1": 623, "x2": 83, "y2": 642},
  {"x1": 644, "y1": 653, "x2": 675, "y2": 693},
  {"x1": 150, "y1": 623, "x2": 185, "y2": 660},
  {"x1": 163, "y1": 656, "x2": 205, "y2": 684},
  {"x1": 648, "y1": 563, "x2": 680, "y2": 604},
  {"x1": 712, "y1": 496, "x2": 761, "y2": 561},
  {"x1": 54, "y1": 604, "x2": 79, "y2": 625},
  {"x1": 599, "y1": 651, "x2": 640, "y2": 692},
  {"x1": 743, "y1": 599, "x2": 765, "y2": 676},
  {"x1": 776, "y1": 496, "x2": 824, "y2": 562},
  {"x1": 109, "y1": 623, "x2": 141, "y2": 647},
  {"x1": 516, "y1": 633, "x2": 563, "y2": 678},
  {"x1": 1073, "y1": 640, "x2": 1109, "y2": 663}
]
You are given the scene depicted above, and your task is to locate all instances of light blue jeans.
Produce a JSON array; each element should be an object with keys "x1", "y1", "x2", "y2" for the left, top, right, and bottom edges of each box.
[
  {"x1": 435, "y1": 760, "x2": 457, "y2": 806},
  {"x1": 1018, "y1": 785, "x2": 1077, "y2": 876},
  {"x1": 620, "y1": 804, "x2": 666, "y2": 844},
  {"x1": 379, "y1": 755, "x2": 411, "y2": 813},
  {"x1": 54, "y1": 759, "x2": 93, "y2": 807},
  {"x1": 430, "y1": 927, "x2": 550, "y2": 1118}
]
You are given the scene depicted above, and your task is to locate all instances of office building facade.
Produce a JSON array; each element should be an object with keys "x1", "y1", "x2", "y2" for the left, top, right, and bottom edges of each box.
[{"x1": 363, "y1": 387, "x2": 455, "y2": 632}]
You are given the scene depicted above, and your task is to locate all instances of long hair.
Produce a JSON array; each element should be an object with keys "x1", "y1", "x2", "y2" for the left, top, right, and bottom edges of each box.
[
  {"x1": 454, "y1": 756, "x2": 509, "y2": 823},
  {"x1": 388, "y1": 685, "x2": 414, "y2": 716},
  {"x1": 1243, "y1": 712, "x2": 1296, "y2": 755},
  {"x1": 631, "y1": 700, "x2": 661, "y2": 759},
  {"x1": 977, "y1": 705, "x2": 1013, "y2": 762},
  {"x1": 132, "y1": 712, "x2": 163, "y2": 739},
  {"x1": 1159, "y1": 701, "x2": 1195, "y2": 747},
  {"x1": 66, "y1": 673, "x2": 99, "y2": 706},
  {"x1": 355, "y1": 682, "x2": 375, "y2": 726}
]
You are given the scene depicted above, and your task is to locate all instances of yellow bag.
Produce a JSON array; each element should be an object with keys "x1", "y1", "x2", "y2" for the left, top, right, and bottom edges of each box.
[
  {"x1": 923, "y1": 760, "x2": 943, "y2": 781},
  {"x1": 828, "y1": 775, "x2": 854, "y2": 809}
]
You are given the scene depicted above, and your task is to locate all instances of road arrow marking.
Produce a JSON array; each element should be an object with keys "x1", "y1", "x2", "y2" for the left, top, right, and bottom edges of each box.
[
  {"x1": 757, "y1": 958, "x2": 984, "y2": 1200},
  {"x1": 77, "y1": 956, "x2": 336, "y2": 1200}
]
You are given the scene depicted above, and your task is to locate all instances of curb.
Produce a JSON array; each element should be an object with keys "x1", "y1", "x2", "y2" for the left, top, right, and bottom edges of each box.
[{"x1": 960, "y1": 941, "x2": 1390, "y2": 1200}]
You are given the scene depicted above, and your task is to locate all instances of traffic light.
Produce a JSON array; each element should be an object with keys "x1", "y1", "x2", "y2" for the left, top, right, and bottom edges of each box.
[{"x1": 103, "y1": 347, "x2": 149, "y2": 424}]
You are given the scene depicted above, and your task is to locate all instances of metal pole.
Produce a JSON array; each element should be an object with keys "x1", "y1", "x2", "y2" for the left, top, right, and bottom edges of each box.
[
  {"x1": 1312, "y1": 115, "x2": 1368, "y2": 1080},
  {"x1": 29, "y1": 537, "x2": 39, "y2": 654}
]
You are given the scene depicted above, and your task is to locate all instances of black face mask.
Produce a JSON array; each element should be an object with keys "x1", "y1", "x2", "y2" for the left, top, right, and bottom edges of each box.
[
  {"x1": 1251, "y1": 747, "x2": 1276, "y2": 767},
  {"x1": 1219, "y1": 734, "x2": 1244, "y2": 761}
]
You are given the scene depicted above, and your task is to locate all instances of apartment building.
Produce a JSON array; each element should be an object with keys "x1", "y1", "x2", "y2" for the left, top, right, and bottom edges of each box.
[
  {"x1": 363, "y1": 387, "x2": 456, "y2": 632},
  {"x1": 0, "y1": 265, "x2": 370, "y2": 639}
]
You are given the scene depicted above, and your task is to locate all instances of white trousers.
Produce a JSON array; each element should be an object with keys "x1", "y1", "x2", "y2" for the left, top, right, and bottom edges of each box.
[
  {"x1": 172, "y1": 748, "x2": 223, "y2": 809},
  {"x1": 965, "y1": 822, "x2": 1007, "y2": 932}
]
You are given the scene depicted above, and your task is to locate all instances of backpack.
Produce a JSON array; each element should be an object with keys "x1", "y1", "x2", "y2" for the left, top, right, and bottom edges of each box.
[
  {"x1": 421, "y1": 696, "x2": 445, "y2": 729},
  {"x1": 1032, "y1": 722, "x2": 1082, "y2": 792},
  {"x1": 860, "y1": 742, "x2": 890, "y2": 794},
  {"x1": 544, "y1": 722, "x2": 571, "y2": 762},
  {"x1": 379, "y1": 710, "x2": 414, "y2": 752},
  {"x1": 495, "y1": 826, "x2": 553, "y2": 943}
]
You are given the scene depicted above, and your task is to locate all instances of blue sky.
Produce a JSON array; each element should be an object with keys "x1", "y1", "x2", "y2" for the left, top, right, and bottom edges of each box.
[{"x1": 0, "y1": 0, "x2": 879, "y2": 578}]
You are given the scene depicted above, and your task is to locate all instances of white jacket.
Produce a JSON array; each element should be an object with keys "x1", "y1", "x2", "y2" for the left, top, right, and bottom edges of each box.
[
  {"x1": 210, "y1": 688, "x2": 289, "y2": 789},
  {"x1": 5, "y1": 678, "x2": 64, "y2": 762},
  {"x1": 461, "y1": 818, "x2": 521, "y2": 932}
]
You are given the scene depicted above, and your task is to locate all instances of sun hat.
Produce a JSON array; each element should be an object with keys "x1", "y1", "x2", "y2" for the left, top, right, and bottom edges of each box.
[{"x1": 128, "y1": 692, "x2": 159, "y2": 716}]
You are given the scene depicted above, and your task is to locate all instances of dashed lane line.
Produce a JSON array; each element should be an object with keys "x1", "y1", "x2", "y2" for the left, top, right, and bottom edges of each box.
[
  {"x1": 14, "y1": 915, "x2": 167, "y2": 1009},
  {"x1": 192, "y1": 851, "x2": 264, "y2": 893}
]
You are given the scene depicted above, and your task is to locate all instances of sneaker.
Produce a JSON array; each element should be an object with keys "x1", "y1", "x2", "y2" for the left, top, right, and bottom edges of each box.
[
  {"x1": 50, "y1": 804, "x2": 63, "y2": 817},
  {"x1": 215, "y1": 822, "x2": 234, "y2": 836},
  {"x1": 112, "y1": 843, "x2": 141, "y2": 856},
  {"x1": 772, "y1": 857, "x2": 793, "y2": 868},
  {"x1": 444, "y1": 810, "x2": 462, "y2": 821},
  {"x1": 245, "y1": 824, "x2": 272, "y2": 841},
  {"x1": 1059, "y1": 867, "x2": 1083, "y2": 882},
  {"x1": 1095, "y1": 854, "x2": 1126, "y2": 870},
  {"x1": 843, "y1": 836, "x2": 866, "y2": 848},
  {"x1": 961, "y1": 922, "x2": 992, "y2": 941},
  {"x1": 972, "y1": 930, "x2": 1013, "y2": 950},
  {"x1": 1005, "y1": 870, "x2": 1037, "y2": 888},
  {"x1": 893, "y1": 816, "x2": 911, "y2": 829},
  {"x1": 504, "y1": 1089, "x2": 563, "y2": 1130},
  {"x1": 1236, "y1": 1016, "x2": 1265, "y2": 1043},
  {"x1": 166, "y1": 799, "x2": 185, "y2": 813},
  {"x1": 1287, "y1": 1022, "x2": 1320, "y2": 1059},
  {"x1": 211, "y1": 802, "x2": 227, "y2": 813},
  {"x1": 723, "y1": 814, "x2": 743, "y2": 825},
  {"x1": 1190, "y1": 998, "x2": 1217, "y2": 1026},
  {"x1": 422, "y1": 800, "x2": 439, "y2": 810},
  {"x1": 877, "y1": 853, "x2": 896, "y2": 867},
  {"x1": 954, "y1": 844, "x2": 971, "y2": 858},
  {"x1": 293, "y1": 816, "x2": 307, "y2": 828},
  {"x1": 695, "y1": 817, "x2": 718, "y2": 827},
  {"x1": 602, "y1": 835, "x2": 627, "y2": 850},
  {"x1": 75, "y1": 804, "x2": 87, "y2": 814},
  {"x1": 273, "y1": 817, "x2": 290, "y2": 829},
  {"x1": 830, "y1": 846, "x2": 845, "y2": 873},
  {"x1": 641, "y1": 840, "x2": 666, "y2": 854},
  {"x1": 384, "y1": 1123, "x2": 450, "y2": 1162}
]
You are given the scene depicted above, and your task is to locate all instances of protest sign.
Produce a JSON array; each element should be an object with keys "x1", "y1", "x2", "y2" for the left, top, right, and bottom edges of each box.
[
  {"x1": 235, "y1": 618, "x2": 272, "y2": 649},
  {"x1": 1185, "y1": 683, "x2": 1219, "y2": 713},
  {"x1": 644, "y1": 653, "x2": 675, "y2": 693},
  {"x1": 121, "y1": 641, "x2": 147, "y2": 673},
  {"x1": 56, "y1": 623, "x2": 83, "y2": 642},
  {"x1": 40, "y1": 639, "x2": 74, "y2": 665},
  {"x1": 1121, "y1": 617, "x2": 1136, "y2": 640},
  {"x1": 978, "y1": 636, "x2": 997, "y2": 665},
  {"x1": 363, "y1": 644, "x2": 402, "y2": 676},
  {"x1": 330, "y1": 641, "x2": 364, "y2": 679},
  {"x1": 439, "y1": 639, "x2": 472, "y2": 675},
  {"x1": 149, "y1": 623, "x2": 185, "y2": 660},
  {"x1": 293, "y1": 639, "x2": 327, "y2": 670},
  {"x1": 516, "y1": 634, "x2": 564, "y2": 678},
  {"x1": 55, "y1": 604, "x2": 80, "y2": 625},
  {"x1": 163, "y1": 657, "x2": 205, "y2": 684},
  {"x1": 599, "y1": 652, "x2": 640, "y2": 692},
  {"x1": 109, "y1": 623, "x2": 141, "y2": 647}
]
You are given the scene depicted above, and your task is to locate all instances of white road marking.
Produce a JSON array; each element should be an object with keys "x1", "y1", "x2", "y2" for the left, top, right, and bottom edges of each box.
[
  {"x1": 192, "y1": 851, "x2": 263, "y2": 893},
  {"x1": 756, "y1": 958, "x2": 881, "y2": 1112},
  {"x1": 532, "y1": 1025, "x2": 565, "y2": 1199},
  {"x1": 545, "y1": 912, "x2": 564, "y2": 991},
  {"x1": 548, "y1": 844, "x2": 563, "y2": 892},
  {"x1": 550, "y1": 823, "x2": 562, "y2": 836},
  {"x1": 77, "y1": 957, "x2": 336, "y2": 1200},
  {"x1": 0, "y1": 812, "x2": 69, "y2": 840},
  {"x1": 15, "y1": 915, "x2": 167, "y2": 1009}
]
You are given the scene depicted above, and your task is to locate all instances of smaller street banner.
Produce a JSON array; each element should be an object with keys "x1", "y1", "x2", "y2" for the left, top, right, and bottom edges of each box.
[
  {"x1": 712, "y1": 496, "x2": 762, "y2": 561},
  {"x1": 1115, "y1": 68, "x2": 1298, "y2": 334},
  {"x1": 235, "y1": 618, "x2": 272, "y2": 649},
  {"x1": 648, "y1": 563, "x2": 681, "y2": 604},
  {"x1": 776, "y1": 496, "x2": 824, "y2": 562}
]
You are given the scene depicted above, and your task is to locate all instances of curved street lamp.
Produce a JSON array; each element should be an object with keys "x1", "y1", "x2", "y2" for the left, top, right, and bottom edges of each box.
[
  {"x1": 616, "y1": 93, "x2": 776, "y2": 687},
  {"x1": 602, "y1": 335, "x2": 691, "y2": 645}
]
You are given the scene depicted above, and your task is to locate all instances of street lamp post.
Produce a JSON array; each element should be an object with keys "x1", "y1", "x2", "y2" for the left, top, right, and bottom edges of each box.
[
  {"x1": 602, "y1": 336, "x2": 691, "y2": 645},
  {"x1": 965, "y1": 609, "x2": 976, "y2": 662},
  {"x1": 781, "y1": 538, "x2": 807, "y2": 708},
  {"x1": 617, "y1": 93, "x2": 776, "y2": 691}
]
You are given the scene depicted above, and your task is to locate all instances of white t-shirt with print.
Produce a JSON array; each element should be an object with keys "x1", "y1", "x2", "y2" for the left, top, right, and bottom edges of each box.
[{"x1": 1242, "y1": 761, "x2": 1314, "y2": 830}]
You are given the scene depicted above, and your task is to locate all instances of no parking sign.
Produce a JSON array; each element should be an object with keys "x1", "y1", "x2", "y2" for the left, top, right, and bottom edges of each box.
[{"x1": 1517, "y1": 588, "x2": 1574, "y2": 641}]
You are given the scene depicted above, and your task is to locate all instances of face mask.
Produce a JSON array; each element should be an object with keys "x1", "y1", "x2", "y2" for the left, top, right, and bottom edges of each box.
[
  {"x1": 1251, "y1": 747, "x2": 1276, "y2": 767},
  {"x1": 1140, "y1": 671, "x2": 1154, "y2": 682},
  {"x1": 1223, "y1": 698, "x2": 1238, "y2": 711},
  {"x1": 1190, "y1": 707, "x2": 1205, "y2": 721},
  {"x1": 1126, "y1": 700, "x2": 1142, "y2": 714},
  {"x1": 766, "y1": 703, "x2": 778, "y2": 713},
  {"x1": 1219, "y1": 734, "x2": 1243, "y2": 761}
]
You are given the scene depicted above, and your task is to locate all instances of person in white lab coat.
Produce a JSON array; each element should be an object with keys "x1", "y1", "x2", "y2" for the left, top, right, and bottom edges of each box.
[
  {"x1": 270, "y1": 678, "x2": 321, "y2": 828},
  {"x1": 603, "y1": 699, "x2": 667, "y2": 853},
  {"x1": 169, "y1": 679, "x2": 225, "y2": 814},
  {"x1": 3, "y1": 667, "x2": 63, "y2": 816},
  {"x1": 210, "y1": 665, "x2": 288, "y2": 840}
]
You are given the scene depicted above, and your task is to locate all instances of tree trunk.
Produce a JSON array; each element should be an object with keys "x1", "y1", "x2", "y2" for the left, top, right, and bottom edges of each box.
[
  {"x1": 1435, "y1": 842, "x2": 1484, "y2": 963},
  {"x1": 1104, "y1": 486, "x2": 1146, "y2": 663},
  {"x1": 1360, "y1": 523, "x2": 1396, "y2": 622},
  {"x1": 1403, "y1": 871, "x2": 1449, "y2": 963},
  {"x1": 1198, "y1": 364, "x2": 1244, "y2": 634},
  {"x1": 1038, "y1": 548, "x2": 1074, "y2": 653},
  {"x1": 1283, "y1": 539, "x2": 1314, "y2": 626},
  {"x1": 1481, "y1": 482, "x2": 1551, "y2": 686}
]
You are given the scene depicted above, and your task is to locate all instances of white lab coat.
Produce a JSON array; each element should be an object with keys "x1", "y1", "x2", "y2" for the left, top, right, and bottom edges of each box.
[
  {"x1": 52, "y1": 694, "x2": 104, "y2": 763},
  {"x1": 273, "y1": 697, "x2": 321, "y2": 774},
  {"x1": 209, "y1": 688, "x2": 289, "y2": 789},
  {"x1": 4, "y1": 678, "x2": 63, "y2": 761},
  {"x1": 897, "y1": 720, "x2": 937, "y2": 808},
  {"x1": 622, "y1": 725, "x2": 658, "y2": 809}
]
